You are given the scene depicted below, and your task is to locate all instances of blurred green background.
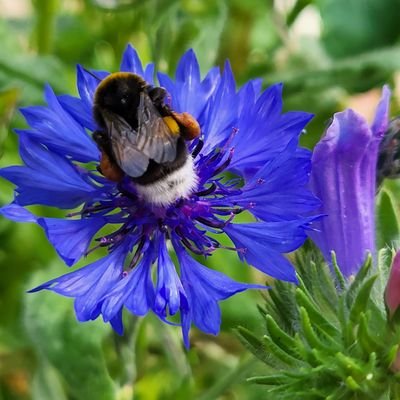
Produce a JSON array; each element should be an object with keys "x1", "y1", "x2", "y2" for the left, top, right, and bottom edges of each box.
[{"x1": 1, "y1": 0, "x2": 400, "y2": 399}]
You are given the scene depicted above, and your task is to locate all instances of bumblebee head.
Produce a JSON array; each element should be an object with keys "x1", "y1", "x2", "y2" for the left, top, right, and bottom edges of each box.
[{"x1": 93, "y1": 72, "x2": 147, "y2": 128}]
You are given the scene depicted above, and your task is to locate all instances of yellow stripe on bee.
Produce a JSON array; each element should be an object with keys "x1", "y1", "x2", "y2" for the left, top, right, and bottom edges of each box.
[{"x1": 163, "y1": 116, "x2": 180, "y2": 135}]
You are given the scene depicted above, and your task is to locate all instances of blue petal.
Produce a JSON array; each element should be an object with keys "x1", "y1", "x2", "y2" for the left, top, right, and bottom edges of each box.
[
  {"x1": 30, "y1": 245, "x2": 128, "y2": 322},
  {"x1": 120, "y1": 44, "x2": 145, "y2": 76},
  {"x1": 0, "y1": 134, "x2": 100, "y2": 208},
  {"x1": 223, "y1": 221, "x2": 315, "y2": 282},
  {"x1": 224, "y1": 143, "x2": 320, "y2": 221},
  {"x1": 76, "y1": 64, "x2": 100, "y2": 107},
  {"x1": 101, "y1": 250, "x2": 155, "y2": 322},
  {"x1": 154, "y1": 235, "x2": 187, "y2": 317},
  {"x1": 58, "y1": 95, "x2": 96, "y2": 131},
  {"x1": 175, "y1": 240, "x2": 266, "y2": 336},
  {"x1": 37, "y1": 216, "x2": 108, "y2": 266},
  {"x1": 20, "y1": 84, "x2": 99, "y2": 162},
  {"x1": 158, "y1": 49, "x2": 220, "y2": 121},
  {"x1": 201, "y1": 61, "x2": 239, "y2": 153},
  {"x1": 120, "y1": 44, "x2": 154, "y2": 85},
  {"x1": 109, "y1": 309, "x2": 124, "y2": 335},
  {"x1": 229, "y1": 101, "x2": 313, "y2": 172},
  {"x1": 0, "y1": 203, "x2": 37, "y2": 222}
]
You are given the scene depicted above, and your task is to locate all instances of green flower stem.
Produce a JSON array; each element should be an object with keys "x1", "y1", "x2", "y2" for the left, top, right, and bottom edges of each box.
[
  {"x1": 32, "y1": 0, "x2": 59, "y2": 54},
  {"x1": 195, "y1": 355, "x2": 258, "y2": 400}
]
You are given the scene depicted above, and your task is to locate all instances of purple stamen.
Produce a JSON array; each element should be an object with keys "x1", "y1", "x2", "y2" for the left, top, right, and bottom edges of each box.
[
  {"x1": 191, "y1": 138, "x2": 204, "y2": 159},
  {"x1": 128, "y1": 237, "x2": 146, "y2": 269},
  {"x1": 195, "y1": 216, "x2": 225, "y2": 229},
  {"x1": 211, "y1": 148, "x2": 234, "y2": 178},
  {"x1": 195, "y1": 183, "x2": 217, "y2": 197}
]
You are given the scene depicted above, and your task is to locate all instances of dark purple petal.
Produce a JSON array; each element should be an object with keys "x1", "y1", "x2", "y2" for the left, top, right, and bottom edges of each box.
[
  {"x1": 309, "y1": 87, "x2": 391, "y2": 276},
  {"x1": 371, "y1": 85, "x2": 391, "y2": 138}
]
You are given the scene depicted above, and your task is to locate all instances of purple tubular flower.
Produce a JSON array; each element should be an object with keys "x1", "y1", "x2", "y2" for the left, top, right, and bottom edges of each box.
[
  {"x1": 0, "y1": 44, "x2": 319, "y2": 345},
  {"x1": 309, "y1": 86, "x2": 391, "y2": 277}
]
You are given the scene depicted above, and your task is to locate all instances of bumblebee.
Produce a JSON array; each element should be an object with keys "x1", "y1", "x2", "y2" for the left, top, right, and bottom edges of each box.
[
  {"x1": 92, "y1": 72, "x2": 200, "y2": 205},
  {"x1": 377, "y1": 117, "x2": 400, "y2": 190}
]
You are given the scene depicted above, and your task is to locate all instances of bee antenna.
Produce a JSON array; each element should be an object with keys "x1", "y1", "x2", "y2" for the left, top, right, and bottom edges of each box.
[{"x1": 82, "y1": 67, "x2": 102, "y2": 82}]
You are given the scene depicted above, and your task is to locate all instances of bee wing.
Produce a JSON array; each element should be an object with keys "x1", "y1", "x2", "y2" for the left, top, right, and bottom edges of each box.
[
  {"x1": 135, "y1": 92, "x2": 178, "y2": 164},
  {"x1": 105, "y1": 112, "x2": 150, "y2": 177}
]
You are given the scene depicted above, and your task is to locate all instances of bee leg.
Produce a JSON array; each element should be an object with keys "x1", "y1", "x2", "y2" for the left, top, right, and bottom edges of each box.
[
  {"x1": 99, "y1": 150, "x2": 124, "y2": 182},
  {"x1": 93, "y1": 130, "x2": 124, "y2": 182},
  {"x1": 147, "y1": 87, "x2": 168, "y2": 108},
  {"x1": 93, "y1": 130, "x2": 111, "y2": 152},
  {"x1": 171, "y1": 112, "x2": 201, "y2": 141}
]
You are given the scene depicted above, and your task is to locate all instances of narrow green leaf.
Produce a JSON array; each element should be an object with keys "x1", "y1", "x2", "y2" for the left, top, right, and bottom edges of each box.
[
  {"x1": 236, "y1": 327, "x2": 270, "y2": 364},
  {"x1": 345, "y1": 375, "x2": 361, "y2": 391},
  {"x1": 264, "y1": 314, "x2": 298, "y2": 357},
  {"x1": 357, "y1": 313, "x2": 382, "y2": 354},
  {"x1": 349, "y1": 275, "x2": 378, "y2": 323},
  {"x1": 247, "y1": 374, "x2": 287, "y2": 385},
  {"x1": 299, "y1": 307, "x2": 331, "y2": 352},
  {"x1": 262, "y1": 334, "x2": 303, "y2": 367},
  {"x1": 346, "y1": 255, "x2": 373, "y2": 308},
  {"x1": 331, "y1": 252, "x2": 346, "y2": 291},
  {"x1": 296, "y1": 289, "x2": 338, "y2": 337}
]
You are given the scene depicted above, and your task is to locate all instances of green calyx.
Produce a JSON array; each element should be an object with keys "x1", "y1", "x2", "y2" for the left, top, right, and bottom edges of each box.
[{"x1": 237, "y1": 244, "x2": 400, "y2": 400}]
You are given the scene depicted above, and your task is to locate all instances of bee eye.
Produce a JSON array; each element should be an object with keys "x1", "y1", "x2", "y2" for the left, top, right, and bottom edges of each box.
[{"x1": 120, "y1": 96, "x2": 127, "y2": 105}]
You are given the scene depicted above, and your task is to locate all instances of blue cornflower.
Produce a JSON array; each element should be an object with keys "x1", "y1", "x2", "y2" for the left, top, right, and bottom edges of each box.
[{"x1": 0, "y1": 45, "x2": 319, "y2": 346}]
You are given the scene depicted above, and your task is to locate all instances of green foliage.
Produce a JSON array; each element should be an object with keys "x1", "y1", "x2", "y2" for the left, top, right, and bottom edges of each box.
[
  {"x1": 1, "y1": 0, "x2": 400, "y2": 398},
  {"x1": 238, "y1": 245, "x2": 400, "y2": 399},
  {"x1": 320, "y1": 0, "x2": 400, "y2": 59}
]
